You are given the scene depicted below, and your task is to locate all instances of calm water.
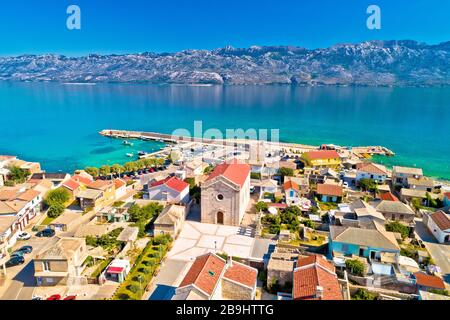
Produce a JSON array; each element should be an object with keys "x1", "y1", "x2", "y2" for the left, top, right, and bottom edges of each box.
[{"x1": 0, "y1": 82, "x2": 449, "y2": 179}]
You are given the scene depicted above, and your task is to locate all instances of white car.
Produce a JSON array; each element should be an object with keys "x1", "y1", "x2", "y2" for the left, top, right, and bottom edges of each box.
[{"x1": 17, "y1": 232, "x2": 32, "y2": 241}]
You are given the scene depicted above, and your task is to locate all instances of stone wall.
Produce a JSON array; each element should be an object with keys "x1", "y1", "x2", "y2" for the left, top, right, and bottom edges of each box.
[{"x1": 221, "y1": 278, "x2": 254, "y2": 300}]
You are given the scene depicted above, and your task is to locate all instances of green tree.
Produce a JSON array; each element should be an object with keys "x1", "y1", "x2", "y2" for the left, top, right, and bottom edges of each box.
[
  {"x1": 255, "y1": 201, "x2": 268, "y2": 212},
  {"x1": 203, "y1": 165, "x2": 215, "y2": 175},
  {"x1": 124, "y1": 162, "x2": 137, "y2": 173},
  {"x1": 111, "y1": 164, "x2": 124, "y2": 175},
  {"x1": 345, "y1": 259, "x2": 365, "y2": 276},
  {"x1": 47, "y1": 203, "x2": 65, "y2": 218},
  {"x1": 85, "y1": 167, "x2": 100, "y2": 178},
  {"x1": 45, "y1": 188, "x2": 71, "y2": 207},
  {"x1": 7, "y1": 166, "x2": 30, "y2": 183},
  {"x1": 359, "y1": 178, "x2": 378, "y2": 192},
  {"x1": 352, "y1": 288, "x2": 377, "y2": 300},
  {"x1": 386, "y1": 221, "x2": 410, "y2": 239},
  {"x1": 279, "y1": 167, "x2": 294, "y2": 177},
  {"x1": 99, "y1": 165, "x2": 111, "y2": 177}
]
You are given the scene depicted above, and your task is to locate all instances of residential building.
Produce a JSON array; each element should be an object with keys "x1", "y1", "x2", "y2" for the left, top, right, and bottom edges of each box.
[
  {"x1": 30, "y1": 172, "x2": 70, "y2": 188},
  {"x1": 76, "y1": 189, "x2": 104, "y2": 211},
  {"x1": 293, "y1": 255, "x2": 344, "y2": 300},
  {"x1": 114, "y1": 178, "x2": 127, "y2": 199},
  {"x1": 146, "y1": 176, "x2": 190, "y2": 204},
  {"x1": 201, "y1": 160, "x2": 250, "y2": 226},
  {"x1": 104, "y1": 259, "x2": 131, "y2": 283},
  {"x1": 185, "y1": 160, "x2": 208, "y2": 178},
  {"x1": 267, "y1": 252, "x2": 297, "y2": 288},
  {"x1": 378, "y1": 191, "x2": 399, "y2": 202},
  {"x1": 153, "y1": 204, "x2": 188, "y2": 238},
  {"x1": 34, "y1": 237, "x2": 88, "y2": 286},
  {"x1": 301, "y1": 150, "x2": 341, "y2": 169},
  {"x1": 173, "y1": 253, "x2": 258, "y2": 300},
  {"x1": 356, "y1": 162, "x2": 389, "y2": 183},
  {"x1": 96, "y1": 206, "x2": 130, "y2": 223},
  {"x1": 392, "y1": 166, "x2": 423, "y2": 187},
  {"x1": 425, "y1": 210, "x2": 450, "y2": 244},
  {"x1": 88, "y1": 180, "x2": 116, "y2": 204},
  {"x1": 316, "y1": 183, "x2": 344, "y2": 203},
  {"x1": 329, "y1": 222, "x2": 400, "y2": 261},
  {"x1": 283, "y1": 180, "x2": 300, "y2": 206},
  {"x1": 407, "y1": 177, "x2": 434, "y2": 192},
  {"x1": 400, "y1": 188, "x2": 440, "y2": 206},
  {"x1": 373, "y1": 200, "x2": 416, "y2": 223},
  {"x1": 413, "y1": 272, "x2": 446, "y2": 292}
]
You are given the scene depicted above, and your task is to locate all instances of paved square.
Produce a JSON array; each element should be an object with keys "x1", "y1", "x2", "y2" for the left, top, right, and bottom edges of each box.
[{"x1": 169, "y1": 221, "x2": 255, "y2": 262}]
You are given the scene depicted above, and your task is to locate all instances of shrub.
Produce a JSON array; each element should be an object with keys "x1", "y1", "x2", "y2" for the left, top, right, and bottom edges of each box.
[
  {"x1": 45, "y1": 188, "x2": 71, "y2": 207},
  {"x1": 255, "y1": 201, "x2": 268, "y2": 212},
  {"x1": 386, "y1": 221, "x2": 410, "y2": 239},
  {"x1": 47, "y1": 203, "x2": 65, "y2": 218},
  {"x1": 346, "y1": 259, "x2": 365, "y2": 276},
  {"x1": 352, "y1": 288, "x2": 377, "y2": 300},
  {"x1": 279, "y1": 167, "x2": 294, "y2": 177},
  {"x1": 251, "y1": 172, "x2": 261, "y2": 180},
  {"x1": 127, "y1": 284, "x2": 140, "y2": 293},
  {"x1": 117, "y1": 293, "x2": 130, "y2": 300}
]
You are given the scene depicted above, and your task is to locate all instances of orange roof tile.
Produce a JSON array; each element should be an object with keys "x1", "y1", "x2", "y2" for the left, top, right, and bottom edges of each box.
[
  {"x1": 88, "y1": 180, "x2": 114, "y2": 190},
  {"x1": 357, "y1": 162, "x2": 388, "y2": 175},
  {"x1": 178, "y1": 253, "x2": 226, "y2": 296},
  {"x1": 379, "y1": 192, "x2": 399, "y2": 202},
  {"x1": 316, "y1": 184, "x2": 344, "y2": 197},
  {"x1": 283, "y1": 180, "x2": 299, "y2": 191},
  {"x1": 293, "y1": 255, "x2": 343, "y2": 300},
  {"x1": 414, "y1": 272, "x2": 445, "y2": 289},
  {"x1": 149, "y1": 176, "x2": 189, "y2": 193},
  {"x1": 206, "y1": 160, "x2": 250, "y2": 187},
  {"x1": 114, "y1": 179, "x2": 126, "y2": 189},
  {"x1": 72, "y1": 175, "x2": 93, "y2": 186},
  {"x1": 223, "y1": 262, "x2": 257, "y2": 288},
  {"x1": 303, "y1": 150, "x2": 340, "y2": 160},
  {"x1": 16, "y1": 189, "x2": 41, "y2": 201},
  {"x1": 63, "y1": 179, "x2": 80, "y2": 191},
  {"x1": 430, "y1": 211, "x2": 450, "y2": 231}
]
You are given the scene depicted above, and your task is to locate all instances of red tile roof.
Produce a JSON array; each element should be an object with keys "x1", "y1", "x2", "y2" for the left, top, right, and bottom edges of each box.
[
  {"x1": 414, "y1": 272, "x2": 446, "y2": 290},
  {"x1": 283, "y1": 180, "x2": 299, "y2": 191},
  {"x1": 149, "y1": 176, "x2": 189, "y2": 193},
  {"x1": 316, "y1": 184, "x2": 344, "y2": 197},
  {"x1": 357, "y1": 162, "x2": 388, "y2": 175},
  {"x1": 72, "y1": 175, "x2": 93, "y2": 186},
  {"x1": 88, "y1": 180, "x2": 114, "y2": 190},
  {"x1": 430, "y1": 211, "x2": 450, "y2": 231},
  {"x1": 303, "y1": 150, "x2": 340, "y2": 160},
  {"x1": 114, "y1": 179, "x2": 126, "y2": 189},
  {"x1": 178, "y1": 253, "x2": 226, "y2": 296},
  {"x1": 206, "y1": 160, "x2": 250, "y2": 187},
  {"x1": 223, "y1": 262, "x2": 257, "y2": 288},
  {"x1": 293, "y1": 255, "x2": 343, "y2": 300},
  {"x1": 63, "y1": 179, "x2": 80, "y2": 191},
  {"x1": 379, "y1": 192, "x2": 399, "y2": 202},
  {"x1": 16, "y1": 189, "x2": 41, "y2": 201}
]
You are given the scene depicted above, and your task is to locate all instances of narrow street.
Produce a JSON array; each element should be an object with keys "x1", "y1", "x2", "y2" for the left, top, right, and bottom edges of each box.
[{"x1": 414, "y1": 218, "x2": 450, "y2": 285}]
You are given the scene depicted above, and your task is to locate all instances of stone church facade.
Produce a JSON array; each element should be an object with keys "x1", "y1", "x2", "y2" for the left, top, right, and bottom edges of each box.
[{"x1": 201, "y1": 162, "x2": 251, "y2": 226}]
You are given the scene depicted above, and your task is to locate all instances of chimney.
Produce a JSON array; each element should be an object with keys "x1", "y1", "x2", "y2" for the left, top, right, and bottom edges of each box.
[
  {"x1": 316, "y1": 286, "x2": 324, "y2": 299},
  {"x1": 227, "y1": 255, "x2": 233, "y2": 266}
]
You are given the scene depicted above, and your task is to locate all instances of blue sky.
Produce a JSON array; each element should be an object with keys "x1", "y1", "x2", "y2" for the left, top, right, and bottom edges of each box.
[{"x1": 0, "y1": 0, "x2": 449, "y2": 56}]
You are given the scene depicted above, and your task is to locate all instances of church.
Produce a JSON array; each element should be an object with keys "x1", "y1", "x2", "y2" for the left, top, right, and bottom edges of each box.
[{"x1": 201, "y1": 160, "x2": 251, "y2": 226}]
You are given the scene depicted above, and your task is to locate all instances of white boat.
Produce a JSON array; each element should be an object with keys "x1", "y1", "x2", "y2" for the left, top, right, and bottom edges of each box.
[
  {"x1": 123, "y1": 140, "x2": 134, "y2": 146},
  {"x1": 126, "y1": 153, "x2": 134, "y2": 157}
]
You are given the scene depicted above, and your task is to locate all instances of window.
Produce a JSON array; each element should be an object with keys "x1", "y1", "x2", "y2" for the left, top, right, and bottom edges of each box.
[
  {"x1": 216, "y1": 194, "x2": 224, "y2": 201},
  {"x1": 42, "y1": 261, "x2": 51, "y2": 271}
]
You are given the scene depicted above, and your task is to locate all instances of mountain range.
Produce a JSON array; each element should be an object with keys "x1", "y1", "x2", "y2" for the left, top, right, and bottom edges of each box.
[{"x1": 1, "y1": 40, "x2": 449, "y2": 86}]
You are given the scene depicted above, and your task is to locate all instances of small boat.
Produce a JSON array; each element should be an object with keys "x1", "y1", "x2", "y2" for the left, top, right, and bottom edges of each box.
[
  {"x1": 123, "y1": 140, "x2": 134, "y2": 146},
  {"x1": 138, "y1": 151, "x2": 147, "y2": 156},
  {"x1": 126, "y1": 153, "x2": 134, "y2": 157}
]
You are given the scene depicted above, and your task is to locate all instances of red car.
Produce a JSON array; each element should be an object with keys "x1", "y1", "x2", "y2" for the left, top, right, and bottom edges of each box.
[
  {"x1": 63, "y1": 295, "x2": 77, "y2": 300},
  {"x1": 46, "y1": 294, "x2": 61, "y2": 300}
]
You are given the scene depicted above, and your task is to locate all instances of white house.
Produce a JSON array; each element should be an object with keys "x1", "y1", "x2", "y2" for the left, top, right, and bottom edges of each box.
[
  {"x1": 146, "y1": 176, "x2": 190, "y2": 204},
  {"x1": 392, "y1": 166, "x2": 423, "y2": 187},
  {"x1": 114, "y1": 179, "x2": 127, "y2": 199},
  {"x1": 426, "y1": 211, "x2": 450, "y2": 244},
  {"x1": 283, "y1": 180, "x2": 300, "y2": 206},
  {"x1": 356, "y1": 163, "x2": 389, "y2": 183}
]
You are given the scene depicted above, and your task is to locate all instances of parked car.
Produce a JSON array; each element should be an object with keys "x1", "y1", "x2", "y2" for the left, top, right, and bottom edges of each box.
[
  {"x1": 63, "y1": 295, "x2": 77, "y2": 300},
  {"x1": 17, "y1": 232, "x2": 31, "y2": 241},
  {"x1": 11, "y1": 251, "x2": 25, "y2": 258},
  {"x1": 46, "y1": 294, "x2": 61, "y2": 301},
  {"x1": 5, "y1": 256, "x2": 25, "y2": 268},
  {"x1": 36, "y1": 228, "x2": 55, "y2": 238},
  {"x1": 31, "y1": 296, "x2": 42, "y2": 300},
  {"x1": 17, "y1": 245, "x2": 33, "y2": 254}
]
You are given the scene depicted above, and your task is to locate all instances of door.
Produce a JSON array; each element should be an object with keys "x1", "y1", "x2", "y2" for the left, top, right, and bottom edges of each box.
[{"x1": 217, "y1": 211, "x2": 224, "y2": 225}]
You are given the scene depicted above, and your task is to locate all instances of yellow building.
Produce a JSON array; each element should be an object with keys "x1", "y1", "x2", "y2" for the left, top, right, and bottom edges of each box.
[{"x1": 301, "y1": 150, "x2": 341, "y2": 169}]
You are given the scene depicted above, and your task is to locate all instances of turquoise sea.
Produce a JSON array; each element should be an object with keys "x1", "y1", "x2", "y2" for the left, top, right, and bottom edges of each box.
[{"x1": 0, "y1": 82, "x2": 449, "y2": 179}]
